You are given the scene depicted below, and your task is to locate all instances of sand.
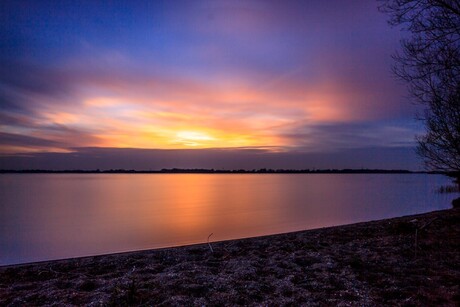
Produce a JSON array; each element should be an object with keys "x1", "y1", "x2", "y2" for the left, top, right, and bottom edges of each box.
[{"x1": 1, "y1": 208, "x2": 459, "y2": 306}]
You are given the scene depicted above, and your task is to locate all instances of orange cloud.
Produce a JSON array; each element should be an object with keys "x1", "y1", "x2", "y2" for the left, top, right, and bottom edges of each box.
[{"x1": 0, "y1": 62, "x2": 404, "y2": 154}]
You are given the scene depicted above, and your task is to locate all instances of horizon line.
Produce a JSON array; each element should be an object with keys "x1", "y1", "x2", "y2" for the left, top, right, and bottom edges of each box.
[{"x1": 0, "y1": 168, "x2": 443, "y2": 175}]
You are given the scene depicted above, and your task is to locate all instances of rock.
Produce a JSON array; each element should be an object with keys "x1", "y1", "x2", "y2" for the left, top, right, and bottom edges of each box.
[{"x1": 452, "y1": 197, "x2": 460, "y2": 209}]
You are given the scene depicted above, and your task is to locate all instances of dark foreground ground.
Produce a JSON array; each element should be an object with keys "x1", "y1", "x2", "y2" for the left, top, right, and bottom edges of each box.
[{"x1": 1, "y1": 208, "x2": 459, "y2": 306}]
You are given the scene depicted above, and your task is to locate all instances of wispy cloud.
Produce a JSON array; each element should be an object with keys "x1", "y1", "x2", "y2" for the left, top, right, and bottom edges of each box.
[{"x1": 0, "y1": 0, "x2": 421, "y2": 169}]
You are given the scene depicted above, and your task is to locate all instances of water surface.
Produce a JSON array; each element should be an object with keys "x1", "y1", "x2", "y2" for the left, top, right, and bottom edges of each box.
[{"x1": 0, "y1": 174, "x2": 455, "y2": 265}]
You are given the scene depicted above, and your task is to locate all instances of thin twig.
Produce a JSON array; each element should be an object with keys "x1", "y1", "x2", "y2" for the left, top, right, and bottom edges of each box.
[{"x1": 207, "y1": 233, "x2": 214, "y2": 253}]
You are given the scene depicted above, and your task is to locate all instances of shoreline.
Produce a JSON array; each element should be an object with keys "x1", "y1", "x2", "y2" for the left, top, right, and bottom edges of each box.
[
  {"x1": 0, "y1": 208, "x2": 455, "y2": 269},
  {"x1": 1, "y1": 208, "x2": 459, "y2": 305},
  {"x1": 0, "y1": 207, "x2": 452, "y2": 269}
]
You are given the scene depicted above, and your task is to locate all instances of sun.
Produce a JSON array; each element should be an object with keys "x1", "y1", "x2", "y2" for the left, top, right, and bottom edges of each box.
[
  {"x1": 175, "y1": 131, "x2": 216, "y2": 146},
  {"x1": 176, "y1": 131, "x2": 215, "y2": 141}
]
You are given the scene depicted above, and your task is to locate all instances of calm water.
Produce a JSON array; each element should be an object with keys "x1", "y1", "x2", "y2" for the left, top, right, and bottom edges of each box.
[{"x1": 0, "y1": 173, "x2": 456, "y2": 266}]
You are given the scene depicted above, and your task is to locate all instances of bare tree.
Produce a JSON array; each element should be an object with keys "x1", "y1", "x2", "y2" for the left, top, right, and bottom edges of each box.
[{"x1": 380, "y1": 0, "x2": 460, "y2": 171}]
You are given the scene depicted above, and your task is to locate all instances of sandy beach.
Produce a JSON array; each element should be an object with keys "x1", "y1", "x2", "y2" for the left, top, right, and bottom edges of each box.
[{"x1": 1, "y1": 208, "x2": 459, "y2": 306}]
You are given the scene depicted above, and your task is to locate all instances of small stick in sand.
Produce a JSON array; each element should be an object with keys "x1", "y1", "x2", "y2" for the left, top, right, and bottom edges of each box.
[{"x1": 207, "y1": 233, "x2": 214, "y2": 253}]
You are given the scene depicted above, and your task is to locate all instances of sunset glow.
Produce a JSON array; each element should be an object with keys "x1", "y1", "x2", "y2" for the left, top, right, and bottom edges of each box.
[{"x1": 0, "y1": 1, "x2": 422, "y2": 169}]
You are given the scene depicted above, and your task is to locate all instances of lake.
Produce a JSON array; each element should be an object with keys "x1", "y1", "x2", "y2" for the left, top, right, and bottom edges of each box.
[{"x1": 0, "y1": 173, "x2": 456, "y2": 266}]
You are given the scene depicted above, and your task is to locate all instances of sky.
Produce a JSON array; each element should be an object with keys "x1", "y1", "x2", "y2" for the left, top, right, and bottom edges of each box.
[{"x1": 0, "y1": 0, "x2": 424, "y2": 170}]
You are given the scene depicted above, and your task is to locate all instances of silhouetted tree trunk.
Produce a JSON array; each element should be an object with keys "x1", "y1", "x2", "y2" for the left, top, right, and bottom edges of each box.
[{"x1": 380, "y1": 0, "x2": 460, "y2": 171}]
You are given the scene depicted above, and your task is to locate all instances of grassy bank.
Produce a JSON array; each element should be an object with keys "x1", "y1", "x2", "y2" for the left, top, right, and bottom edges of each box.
[{"x1": 1, "y1": 208, "x2": 459, "y2": 306}]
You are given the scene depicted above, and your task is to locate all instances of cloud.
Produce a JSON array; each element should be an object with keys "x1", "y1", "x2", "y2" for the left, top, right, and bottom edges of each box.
[
  {"x1": 0, "y1": 57, "x2": 416, "y2": 153},
  {"x1": 0, "y1": 146, "x2": 421, "y2": 170},
  {"x1": 0, "y1": 0, "x2": 420, "y2": 167},
  {"x1": 0, "y1": 132, "x2": 61, "y2": 148},
  {"x1": 282, "y1": 122, "x2": 419, "y2": 152},
  {"x1": 0, "y1": 125, "x2": 102, "y2": 154}
]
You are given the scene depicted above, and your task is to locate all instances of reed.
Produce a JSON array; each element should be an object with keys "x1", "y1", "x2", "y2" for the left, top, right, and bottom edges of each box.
[{"x1": 437, "y1": 185, "x2": 460, "y2": 193}]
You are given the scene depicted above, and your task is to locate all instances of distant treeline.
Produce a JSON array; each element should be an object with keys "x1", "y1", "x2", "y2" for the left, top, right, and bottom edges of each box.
[{"x1": 0, "y1": 168, "x2": 442, "y2": 174}]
